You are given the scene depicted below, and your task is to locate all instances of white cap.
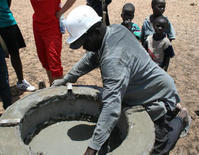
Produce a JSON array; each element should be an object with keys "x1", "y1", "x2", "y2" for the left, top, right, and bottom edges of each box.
[{"x1": 65, "y1": 5, "x2": 102, "y2": 44}]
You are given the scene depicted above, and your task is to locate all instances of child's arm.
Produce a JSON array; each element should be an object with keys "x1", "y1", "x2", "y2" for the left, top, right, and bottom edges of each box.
[
  {"x1": 143, "y1": 40, "x2": 148, "y2": 51},
  {"x1": 166, "y1": 19, "x2": 176, "y2": 41},
  {"x1": 56, "y1": 0, "x2": 76, "y2": 19},
  {"x1": 162, "y1": 56, "x2": 170, "y2": 71},
  {"x1": 162, "y1": 45, "x2": 175, "y2": 71},
  {"x1": 140, "y1": 25, "x2": 145, "y2": 45},
  {"x1": 140, "y1": 21, "x2": 148, "y2": 45}
]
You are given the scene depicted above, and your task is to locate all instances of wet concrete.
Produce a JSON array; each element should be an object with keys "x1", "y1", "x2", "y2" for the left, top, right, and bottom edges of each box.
[{"x1": 30, "y1": 121, "x2": 96, "y2": 155}]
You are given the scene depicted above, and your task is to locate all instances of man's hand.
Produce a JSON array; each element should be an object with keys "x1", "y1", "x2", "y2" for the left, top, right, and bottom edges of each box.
[
  {"x1": 83, "y1": 147, "x2": 97, "y2": 155},
  {"x1": 51, "y1": 79, "x2": 66, "y2": 87}
]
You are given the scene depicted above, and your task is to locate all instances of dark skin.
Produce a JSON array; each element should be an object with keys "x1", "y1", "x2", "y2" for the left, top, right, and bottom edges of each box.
[
  {"x1": 56, "y1": 0, "x2": 76, "y2": 19},
  {"x1": 6, "y1": 0, "x2": 24, "y2": 83},
  {"x1": 150, "y1": 0, "x2": 172, "y2": 42},
  {"x1": 121, "y1": 4, "x2": 135, "y2": 32},
  {"x1": 121, "y1": 9, "x2": 134, "y2": 22},
  {"x1": 71, "y1": 23, "x2": 106, "y2": 154},
  {"x1": 162, "y1": 53, "x2": 170, "y2": 71},
  {"x1": 151, "y1": 0, "x2": 166, "y2": 18},
  {"x1": 83, "y1": 147, "x2": 97, "y2": 155},
  {"x1": 121, "y1": 10, "x2": 134, "y2": 30},
  {"x1": 70, "y1": 22, "x2": 106, "y2": 52},
  {"x1": 7, "y1": 0, "x2": 11, "y2": 7},
  {"x1": 120, "y1": 3, "x2": 140, "y2": 40},
  {"x1": 153, "y1": 17, "x2": 170, "y2": 71},
  {"x1": 153, "y1": 18, "x2": 167, "y2": 41}
]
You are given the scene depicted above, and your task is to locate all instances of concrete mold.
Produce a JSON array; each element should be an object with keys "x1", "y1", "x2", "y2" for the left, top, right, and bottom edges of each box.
[{"x1": 0, "y1": 85, "x2": 155, "y2": 155}]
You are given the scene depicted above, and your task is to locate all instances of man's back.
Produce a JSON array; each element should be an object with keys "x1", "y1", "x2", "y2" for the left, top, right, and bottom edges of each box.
[{"x1": 99, "y1": 24, "x2": 179, "y2": 111}]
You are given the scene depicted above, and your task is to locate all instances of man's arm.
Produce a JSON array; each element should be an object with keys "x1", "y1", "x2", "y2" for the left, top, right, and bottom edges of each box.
[
  {"x1": 66, "y1": 52, "x2": 99, "y2": 81},
  {"x1": 56, "y1": 0, "x2": 76, "y2": 19},
  {"x1": 86, "y1": 60, "x2": 130, "y2": 152},
  {"x1": 52, "y1": 52, "x2": 99, "y2": 86}
]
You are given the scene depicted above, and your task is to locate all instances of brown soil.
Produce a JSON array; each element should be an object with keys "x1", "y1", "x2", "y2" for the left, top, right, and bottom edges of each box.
[{"x1": 1, "y1": 0, "x2": 199, "y2": 154}]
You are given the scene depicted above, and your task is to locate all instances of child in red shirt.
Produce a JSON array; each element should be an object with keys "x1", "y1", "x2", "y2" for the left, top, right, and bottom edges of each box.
[{"x1": 30, "y1": 0, "x2": 64, "y2": 86}]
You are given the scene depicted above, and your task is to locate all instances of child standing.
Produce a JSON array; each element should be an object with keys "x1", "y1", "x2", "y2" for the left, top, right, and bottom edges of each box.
[
  {"x1": 141, "y1": 0, "x2": 175, "y2": 45},
  {"x1": 0, "y1": 0, "x2": 35, "y2": 91},
  {"x1": 121, "y1": 3, "x2": 141, "y2": 40},
  {"x1": 30, "y1": 0, "x2": 65, "y2": 86},
  {"x1": 144, "y1": 16, "x2": 175, "y2": 71}
]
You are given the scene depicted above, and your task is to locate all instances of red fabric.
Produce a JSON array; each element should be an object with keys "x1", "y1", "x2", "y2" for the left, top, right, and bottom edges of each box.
[
  {"x1": 147, "y1": 48, "x2": 158, "y2": 61},
  {"x1": 31, "y1": 0, "x2": 63, "y2": 78},
  {"x1": 33, "y1": 28, "x2": 63, "y2": 78},
  {"x1": 30, "y1": 0, "x2": 61, "y2": 33}
]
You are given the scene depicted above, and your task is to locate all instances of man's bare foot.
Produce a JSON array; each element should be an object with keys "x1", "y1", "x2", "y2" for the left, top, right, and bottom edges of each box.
[
  {"x1": 177, "y1": 107, "x2": 192, "y2": 138},
  {"x1": 176, "y1": 103, "x2": 182, "y2": 110},
  {"x1": 177, "y1": 107, "x2": 188, "y2": 120}
]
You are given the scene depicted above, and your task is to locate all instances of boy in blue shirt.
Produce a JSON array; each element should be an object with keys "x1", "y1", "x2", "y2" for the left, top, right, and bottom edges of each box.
[
  {"x1": 141, "y1": 0, "x2": 175, "y2": 45},
  {"x1": 121, "y1": 3, "x2": 141, "y2": 40}
]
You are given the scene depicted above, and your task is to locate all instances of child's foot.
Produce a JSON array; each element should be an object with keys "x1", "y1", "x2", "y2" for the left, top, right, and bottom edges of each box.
[{"x1": 16, "y1": 79, "x2": 35, "y2": 92}]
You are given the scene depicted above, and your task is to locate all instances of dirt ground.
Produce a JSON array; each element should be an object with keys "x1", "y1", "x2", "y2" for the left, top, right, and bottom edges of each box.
[{"x1": 0, "y1": 0, "x2": 199, "y2": 154}]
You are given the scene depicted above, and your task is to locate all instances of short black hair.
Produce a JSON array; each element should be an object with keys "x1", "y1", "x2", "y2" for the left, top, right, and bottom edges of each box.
[
  {"x1": 153, "y1": 15, "x2": 169, "y2": 29},
  {"x1": 122, "y1": 3, "x2": 135, "y2": 14},
  {"x1": 151, "y1": 0, "x2": 166, "y2": 6}
]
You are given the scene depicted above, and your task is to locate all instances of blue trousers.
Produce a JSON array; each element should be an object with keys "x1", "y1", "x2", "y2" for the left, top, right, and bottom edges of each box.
[
  {"x1": 152, "y1": 113, "x2": 184, "y2": 155},
  {"x1": 0, "y1": 47, "x2": 12, "y2": 109}
]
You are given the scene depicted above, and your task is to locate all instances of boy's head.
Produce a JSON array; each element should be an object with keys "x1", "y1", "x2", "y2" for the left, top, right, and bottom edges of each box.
[
  {"x1": 151, "y1": 0, "x2": 166, "y2": 16},
  {"x1": 152, "y1": 15, "x2": 168, "y2": 34},
  {"x1": 121, "y1": 3, "x2": 135, "y2": 22}
]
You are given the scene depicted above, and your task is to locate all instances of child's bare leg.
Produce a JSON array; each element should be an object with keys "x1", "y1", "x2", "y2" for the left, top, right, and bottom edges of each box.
[
  {"x1": 46, "y1": 70, "x2": 63, "y2": 86},
  {"x1": 10, "y1": 50, "x2": 23, "y2": 83},
  {"x1": 46, "y1": 70, "x2": 53, "y2": 86}
]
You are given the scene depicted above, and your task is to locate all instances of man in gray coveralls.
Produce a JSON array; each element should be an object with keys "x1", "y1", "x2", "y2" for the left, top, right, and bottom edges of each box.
[{"x1": 52, "y1": 5, "x2": 188, "y2": 155}]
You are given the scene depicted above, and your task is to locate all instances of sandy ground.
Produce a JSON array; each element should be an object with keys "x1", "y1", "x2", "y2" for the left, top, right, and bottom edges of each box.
[{"x1": 0, "y1": 0, "x2": 199, "y2": 154}]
